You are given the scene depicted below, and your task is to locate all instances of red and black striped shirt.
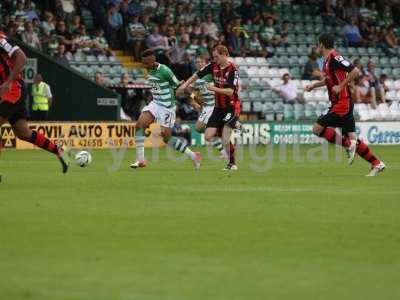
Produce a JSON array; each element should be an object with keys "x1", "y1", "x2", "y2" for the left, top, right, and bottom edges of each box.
[
  {"x1": 196, "y1": 62, "x2": 241, "y2": 115},
  {"x1": 323, "y1": 49, "x2": 355, "y2": 116},
  {"x1": 0, "y1": 32, "x2": 23, "y2": 103}
]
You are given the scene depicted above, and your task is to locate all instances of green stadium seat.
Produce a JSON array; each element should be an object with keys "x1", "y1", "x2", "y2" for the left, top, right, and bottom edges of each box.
[
  {"x1": 294, "y1": 103, "x2": 305, "y2": 121},
  {"x1": 284, "y1": 104, "x2": 294, "y2": 121}
]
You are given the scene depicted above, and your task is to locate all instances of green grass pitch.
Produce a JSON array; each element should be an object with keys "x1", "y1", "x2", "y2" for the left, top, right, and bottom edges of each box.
[{"x1": 0, "y1": 145, "x2": 399, "y2": 300}]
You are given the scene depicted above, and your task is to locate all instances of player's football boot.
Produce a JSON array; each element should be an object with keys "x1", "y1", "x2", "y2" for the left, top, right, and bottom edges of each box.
[
  {"x1": 223, "y1": 163, "x2": 238, "y2": 171},
  {"x1": 58, "y1": 146, "x2": 70, "y2": 174},
  {"x1": 366, "y1": 161, "x2": 386, "y2": 177},
  {"x1": 346, "y1": 139, "x2": 357, "y2": 165},
  {"x1": 192, "y1": 152, "x2": 201, "y2": 170},
  {"x1": 130, "y1": 160, "x2": 147, "y2": 169}
]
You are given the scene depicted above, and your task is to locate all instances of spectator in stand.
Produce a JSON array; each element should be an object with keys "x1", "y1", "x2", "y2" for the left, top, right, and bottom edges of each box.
[
  {"x1": 106, "y1": 3, "x2": 124, "y2": 48},
  {"x1": 261, "y1": 0, "x2": 279, "y2": 21},
  {"x1": 182, "y1": 3, "x2": 196, "y2": 25},
  {"x1": 41, "y1": 11, "x2": 56, "y2": 37},
  {"x1": 126, "y1": 14, "x2": 146, "y2": 61},
  {"x1": 128, "y1": 0, "x2": 143, "y2": 17},
  {"x1": 236, "y1": 0, "x2": 257, "y2": 23},
  {"x1": 177, "y1": 25, "x2": 190, "y2": 44},
  {"x1": 386, "y1": 25, "x2": 399, "y2": 48},
  {"x1": 365, "y1": 60, "x2": 387, "y2": 103},
  {"x1": 47, "y1": 32, "x2": 60, "y2": 56},
  {"x1": 227, "y1": 27, "x2": 249, "y2": 57},
  {"x1": 354, "y1": 75, "x2": 377, "y2": 109},
  {"x1": 95, "y1": 71, "x2": 107, "y2": 86},
  {"x1": 219, "y1": 2, "x2": 235, "y2": 32},
  {"x1": 201, "y1": 13, "x2": 219, "y2": 41},
  {"x1": 352, "y1": 58, "x2": 365, "y2": 76},
  {"x1": 13, "y1": 1, "x2": 27, "y2": 20},
  {"x1": 377, "y1": 5, "x2": 393, "y2": 27},
  {"x1": 378, "y1": 74, "x2": 390, "y2": 103},
  {"x1": 334, "y1": 0, "x2": 347, "y2": 25},
  {"x1": 279, "y1": 20, "x2": 290, "y2": 46},
  {"x1": 190, "y1": 17, "x2": 203, "y2": 39},
  {"x1": 321, "y1": 0, "x2": 336, "y2": 25},
  {"x1": 342, "y1": 17, "x2": 364, "y2": 47},
  {"x1": 378, "y1": 26, "x2": 397, "y2": 56},
  {"x1": 359, "y1": 21, "x2": 378, "y2": 46},
  {"x1": 54, "y1": 43, "x2": 70, "y2": 66},
  {"x1": 68, "y1": 15, "x2": 82, "y2": 33},
  {"x1": 21, "y1": 21, "x2": 42, "y2": 50},
  {"x1": 167, "y1": 39, "x2": 191, "y2": 80},
  {"x1": 55, "y1": 20, "x2": 76, "y2": 53},
  {"x1": 343, "y1": 0, "x2": 359, "y2": 20},
  {"x1": 76, "y1": 25, "x2": 93, "y2": 54},
  {"x1": 92, "y1": 28, "x2": 112, "y2": 56},
  {"x1": 302, "y1": 53, "x2": 324, "y2": 80},
  {"x1": 146, "y1": 24, "x2": 168, "y2": 50},
  {"x1": 59, "y1": 0, "x2": 76, "y2": 21},
  {"x1": 141, "y1": 14, "x2": 154, "y2": 34},
  {"x1": 273, "y1": 73, "x2": 305, "y2": 104},
  {"x1": 247, "y1": 32, "x2": 268, "y2": 57},
  {"x1": 15, "y1": 15, "x2": 25, "y2": 35},
  {"x1": 259, "y1": 16, "x2": 281, "y2": 47},
  {"x1": 24, "y1": 0, "x2": 39, "y2": 22}
]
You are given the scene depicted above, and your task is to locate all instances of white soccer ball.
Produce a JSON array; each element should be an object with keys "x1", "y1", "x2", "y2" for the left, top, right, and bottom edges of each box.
[{"x1": 75, "y1": 150, "x2": 92, "y2": 167}]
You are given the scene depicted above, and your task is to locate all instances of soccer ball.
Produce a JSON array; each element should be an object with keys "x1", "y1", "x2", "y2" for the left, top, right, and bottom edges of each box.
[{"x1": 75, "y1": 150, "x2": 92, "y2": 167}]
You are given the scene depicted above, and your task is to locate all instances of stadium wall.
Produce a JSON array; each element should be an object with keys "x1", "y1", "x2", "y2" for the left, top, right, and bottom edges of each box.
[
  {"x1": 14, "y1": 40, "x2": 121, "y2": 121},
  {"x1": 1, "y1": 122, "x2": 399, "y2": 150}
]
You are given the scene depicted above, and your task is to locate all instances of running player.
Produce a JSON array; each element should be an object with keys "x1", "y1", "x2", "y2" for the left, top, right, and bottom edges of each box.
[
  {"x1": 0, "y1": 31, "x2": 69, "y2": 173},
  {"x1": 305, "y1": 33, "x2": 385, "y2": 176},
  {"x1": 130, "y1": 49, "x2": 201, "y2": 169},
  {"x1": 178, "y1": 45, "x2": 240, "y2": 170},
  {"x1": 189, "y1": 55, "x2": 215, "y2": 133}
]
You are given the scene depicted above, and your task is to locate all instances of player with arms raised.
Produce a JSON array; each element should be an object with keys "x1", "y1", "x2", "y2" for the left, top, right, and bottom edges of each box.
[
  {"x1": 305, "y1": 34, "x2": 385, "y2": 176},
  {"x1": 178, "y1": 45, "x2": 240, "y2": 170},
  {"x1": 130, "y1": 49, "x2": 201, "y2": 169},
  {"x1": 0, "y1": 31, "x2": 69, "y2": 173}
]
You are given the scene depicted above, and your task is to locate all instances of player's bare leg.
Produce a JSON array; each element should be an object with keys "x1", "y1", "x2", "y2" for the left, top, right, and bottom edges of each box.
[
  {"x1": 130, "y1": 111, "x2": 154, "y2": 168},
  {"x1": 195, "y1": 121, "x2": 206, "y2": 133},
  {"x1": 313, "y1": 123, "x2": 384, "y2": 175},
  {"x1": 161, "y1": 126, "x2": 201, "y2": 170},
  {"x1": 11, "y1": 119, "x2": 70, "y2": 173}
]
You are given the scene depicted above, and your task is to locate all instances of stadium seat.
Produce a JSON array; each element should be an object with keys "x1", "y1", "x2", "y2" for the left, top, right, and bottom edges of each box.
[
  {"x1": 284, "y1": 104, "x2": 294, "y2": 121},
  {"x1": 294, "y1": 103, "x2": 305, "y2": 120}
]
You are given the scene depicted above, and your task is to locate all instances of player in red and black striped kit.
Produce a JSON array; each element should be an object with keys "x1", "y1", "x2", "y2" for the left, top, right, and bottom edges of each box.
[
  {"x1": 179, "y1": 45, "x2": 240, "y2": 170},
  {"x1": 305, "y1": 34, "x2": 385, "y2": 176},
  {"x1": 0, "y1": 32, "x2": 70, "y2": 173}
]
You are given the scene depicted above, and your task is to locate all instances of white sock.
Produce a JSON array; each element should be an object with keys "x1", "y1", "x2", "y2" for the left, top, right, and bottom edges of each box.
[
  {"x1": 184, "y1": 147, "x2": 197, "y2": 160},
  {"x1": 136, "y1": 136, "x2": 145, "y2": 161}
]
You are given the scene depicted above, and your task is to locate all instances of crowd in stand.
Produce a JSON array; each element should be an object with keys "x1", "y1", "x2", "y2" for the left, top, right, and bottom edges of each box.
[{"x1": 0, "y1": 0, "x2": 399, "y2": 118}]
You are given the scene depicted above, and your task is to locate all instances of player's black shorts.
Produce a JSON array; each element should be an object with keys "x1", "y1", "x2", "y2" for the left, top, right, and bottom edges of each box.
[
  {"x1": 206, "y1": 107, "x2": 238, "y2": 129},
  {"x1": 0, "y1": 86, "x2": 27, "y2": 125},
  {"x1": 316, "y1": 104, "x2": 355, "y2": 134}
]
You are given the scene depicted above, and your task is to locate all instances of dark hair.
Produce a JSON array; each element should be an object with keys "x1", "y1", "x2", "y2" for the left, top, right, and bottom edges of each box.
[
  {"x1": 142, "y1": 49, "x2": 155, "y2": 57},
  {"x1": 318, "y1": 33, "x2": 334, "y2": 49}
]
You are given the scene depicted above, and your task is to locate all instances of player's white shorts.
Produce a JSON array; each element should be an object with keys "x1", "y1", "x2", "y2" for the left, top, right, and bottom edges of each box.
[
  {"x1": 198, "y1": 106, "x2": 214, "y2": 125},
  {"x1": 142, "y1": 101, "x2": 176, "y2": 128}
]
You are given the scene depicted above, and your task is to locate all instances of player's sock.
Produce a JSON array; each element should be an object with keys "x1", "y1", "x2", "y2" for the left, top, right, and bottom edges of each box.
[
  {"x1": 319, "y1": 127, "x2": 351, "y2": 148},
  {"x1": 27, "y1": 131, "x2": 59, "y2": 155},
  {"x1": 135, "y1": 128, "x2": 145, "y2": 161},
  {"x1": 211, "y1": 137, "x2": 224, "y2": 152},
  {"x1": 356, "y1": 139, "x2": 380, "y2": 166},
  {"x1": 229, "y1": 142, "x2": 236, "y2": 165},
  {"x1": 169, "y1": 136, "x2": 196, "y2": 159}
]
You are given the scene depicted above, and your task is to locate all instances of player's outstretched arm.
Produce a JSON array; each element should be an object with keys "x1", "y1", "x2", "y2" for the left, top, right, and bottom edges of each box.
[
  {"x1": 206, "y1": 84, "x2": 234, "y2": 96},
  {"x1": 177, "y1": 74, "x2": 199, "y2": 96},
  {"x1": 304, "y1": 79, "x2": 326, "y2": 92}
]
